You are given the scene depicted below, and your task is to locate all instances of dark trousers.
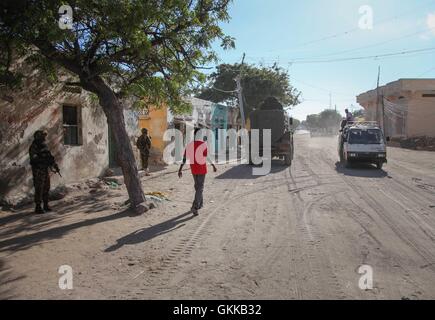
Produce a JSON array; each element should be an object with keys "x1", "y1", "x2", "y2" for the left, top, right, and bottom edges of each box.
[
  {"x1": 32, "y1": 167, "x2": 50, "y2": 206},
  {"x1": 192, "y1": 174, "x2": 205, "y2": 210},
  {"x1": 140, "y1": 152, "x2": 149, "y2": 170}
]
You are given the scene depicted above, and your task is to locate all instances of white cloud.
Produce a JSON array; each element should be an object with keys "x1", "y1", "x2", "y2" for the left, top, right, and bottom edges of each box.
[{"x1": 427, "y1": 12, "x2": 435, "y2": 35}]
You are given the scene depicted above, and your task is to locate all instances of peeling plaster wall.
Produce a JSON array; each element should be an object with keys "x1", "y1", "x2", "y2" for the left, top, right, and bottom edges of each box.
[
  {"x1": 124, "y1": 108, "x2": 141, "y2": 164},
  {"x1": 138, "y1": 106, "x2": 168, "y2": 162},
  {"x1": 57, "y1": 95, "x2": 110, "y2": 185},
  {"x1": 0, "y1": 66, "x2": 139, "y2": 205}
]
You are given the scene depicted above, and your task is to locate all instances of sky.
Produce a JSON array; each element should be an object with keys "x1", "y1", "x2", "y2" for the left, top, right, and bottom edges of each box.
[{"x1": 211, "y1": 0, "x2": 435, "y2": 121}]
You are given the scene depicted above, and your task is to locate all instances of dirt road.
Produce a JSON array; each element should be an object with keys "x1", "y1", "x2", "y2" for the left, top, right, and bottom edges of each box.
[{"x1": 1, "y1": 133, "x2": 435, "y2": 299}]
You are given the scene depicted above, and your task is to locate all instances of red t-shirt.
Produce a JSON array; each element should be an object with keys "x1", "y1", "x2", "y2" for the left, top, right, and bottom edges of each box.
[{"x1": 184, "y1": 140, "x2": 207, "y2": 175}]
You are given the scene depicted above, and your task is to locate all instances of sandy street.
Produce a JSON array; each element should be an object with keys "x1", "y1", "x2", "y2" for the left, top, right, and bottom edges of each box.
[{"x1": 1, "y1": 133, "x2": 435, "y2": 300}]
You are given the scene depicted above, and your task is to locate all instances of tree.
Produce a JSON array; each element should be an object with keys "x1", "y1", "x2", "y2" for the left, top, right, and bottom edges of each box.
[
  {"x1": 290, "y1": 118, "x2": 300, "y2": 130},
  {"x1": 318, "y1": 109, "x2": 342, "y2": 130},
  {"x1": 0, "y1": 0, "x2": 234, "y2": 212},
  {"x1": 305, "y1": 114, "x2": 320, "y2": 130},
  {"x1": 306, "y1": 109, "x2": 341, "y2": 131},
  {"x1": 196, "y1": 63, "x2": 300, "y2": 117},
  {"x1": 353, "y1": 109, "x2": 365, "y2": 119}
]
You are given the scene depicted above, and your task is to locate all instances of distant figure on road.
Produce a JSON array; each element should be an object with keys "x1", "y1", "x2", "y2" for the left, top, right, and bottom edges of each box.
[
  {"x1": 178, "y1": 128, "x2": 217, "y2": 216},
  {"x1": 345, "y1": 109, "x2": 355, "y2": 122},
  {"x1": 29, "y1": 130, "x2": 59, "y2": 214},
  {"x1": 136, "y1": 128, "x2": 151, "y2": 175}
]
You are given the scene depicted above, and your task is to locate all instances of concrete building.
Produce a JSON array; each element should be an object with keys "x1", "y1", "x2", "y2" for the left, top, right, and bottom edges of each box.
[
  {"x1": 137, "y1": 97, "x2": 207, "y2": 163},
  {"x1": 138, "y1": 97, "x2": 241, "y2": 162},
  {"x1": 0, "y1": 68, "x2": 141, "y2": 206},
  {"x1": 138, "y1": 106, "x2": 168, "y2": 165},
  {"x1": 357, "y1": 79, "x2": 435, "y2": 138}
]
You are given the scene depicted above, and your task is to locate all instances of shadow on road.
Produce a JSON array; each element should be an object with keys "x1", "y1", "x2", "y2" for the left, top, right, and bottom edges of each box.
[
  {"x1": 104, "y1": 211, "x2": 195, "y2": 252},
  {"x1": 335, "y1": 162, "x2": 388, "y2": 178},
  {"x1": 0, "y1": 190, "x2": 116, "y2": 245},
  {"x1": 216, "y1": 160, "x2": 288, "y2": 180},
  {"x1": 0, "y1": 258, "x2": 24, "y2": 299},
  {"x1": 0, "y1": 207, "x2": 133, "y2": 253}
]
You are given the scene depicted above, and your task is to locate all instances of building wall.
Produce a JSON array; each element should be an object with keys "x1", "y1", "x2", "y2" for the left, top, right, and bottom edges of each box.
[
  {"x1": 407, "y1": 92, "x2": 435, "y2": 137},
  {"x1": 383, "y1": 94, "x2": 409, "y2": 138},
  {"x1": 364, "y1": 102, "x2": 377, "y2": 121},
  {"x1": 357, "y1": 79, "x2": 435, "y2": 138},
  {"x1": 135, "y1": 98, "x2": 241, "y2": 162},
  {"x1": 123, "y1": 107, "x2": 141, "y2": 161},
  {"x1": 138, "y1": 106, "x2": 168, "y2": 156},
  {"x1": 0, "y1": 68, "x2": 139, "y2": 205},
  {"x1": 211, "y1": 103, "x2": 228, "y2": 153}
]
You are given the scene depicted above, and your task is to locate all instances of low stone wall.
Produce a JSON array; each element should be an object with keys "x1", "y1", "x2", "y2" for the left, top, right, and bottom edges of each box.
[{"x1": 389, "y1": 136, "x2": 435, "y2": 151}]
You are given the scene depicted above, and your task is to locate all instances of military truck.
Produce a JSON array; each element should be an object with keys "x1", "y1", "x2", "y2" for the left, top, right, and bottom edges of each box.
[{"x1": 248, "y1": 97, "x2": 294, "y2": 166}]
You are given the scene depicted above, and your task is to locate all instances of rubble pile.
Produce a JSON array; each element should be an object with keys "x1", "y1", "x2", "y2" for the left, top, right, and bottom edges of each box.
[
  {"x1": 145, "y1": 191, "x2": 169, "y2": 202},
  {"x1": 1, "y1": 184, "x2": 70, "y2": 210},
  {"x1": 390, "y1": 136, "x2": 435, "y2": 151}
]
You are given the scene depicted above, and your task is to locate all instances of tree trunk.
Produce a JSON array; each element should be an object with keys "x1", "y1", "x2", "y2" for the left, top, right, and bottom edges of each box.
[{"x1": 83, "y1": 76, "x2": 146, "y2": 212}]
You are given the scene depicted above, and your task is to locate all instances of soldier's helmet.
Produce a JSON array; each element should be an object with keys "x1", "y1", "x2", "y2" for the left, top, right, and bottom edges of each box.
[
  {"x1": 141, "y1": 128, "x2": 148, "y2": 134},
  {"x1": 34, "y1": 130, "x2": 47, "y2": 140}
]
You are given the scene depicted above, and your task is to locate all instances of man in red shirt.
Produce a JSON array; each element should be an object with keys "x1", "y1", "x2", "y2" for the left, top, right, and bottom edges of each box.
[{"x1": 178, "y1": 128, "x2": 217, "y2": 216}]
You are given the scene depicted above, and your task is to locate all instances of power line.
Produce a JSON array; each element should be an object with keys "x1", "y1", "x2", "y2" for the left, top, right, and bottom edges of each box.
[
  {"x1": 247, "y1": 45, "x2": 435, "y2": 67},
  {"x1": 289, "y1": 27, "x2": 435, "y2": 61},
  {"x1": 212, "y1": 86, "x2": 238, "y2": 93},
  {"x1": 287, "y1": 47, "x2": 435, "y2": 64},
  {"x1": 290, "y1": 76, "x2": 358, "y2": 97},
  {"x1": 417, "y1": 66, "x2": 435, "y2": 77},
  {"x1": 262, "y1": 0, "x2": 435, "y2": 53},
  {"x1": 302, "y1": 98, "x2": 355, "y2": 102}
]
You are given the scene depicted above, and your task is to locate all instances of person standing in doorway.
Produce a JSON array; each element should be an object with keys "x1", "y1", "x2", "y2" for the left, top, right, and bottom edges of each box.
[
  {"x1": 136, "y1": 128, "x2": 152, "y2": 176},
  {"x1": 178, "y1": 128, "x2": 217, "y2": 216}
]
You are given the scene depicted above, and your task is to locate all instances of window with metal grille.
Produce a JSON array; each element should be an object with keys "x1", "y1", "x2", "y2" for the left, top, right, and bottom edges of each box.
[{"x1": 63, "y1": 105, "x2": 82, "y2": 145}]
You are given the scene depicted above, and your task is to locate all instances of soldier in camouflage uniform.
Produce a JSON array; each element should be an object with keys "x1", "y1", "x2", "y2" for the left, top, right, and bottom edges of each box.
[
  {"x1": 136, "y1": 128, "x2": 152, "y2": 175},
  {"x1": 29, "y1": 130, "x2": 59, "y2": 214}
]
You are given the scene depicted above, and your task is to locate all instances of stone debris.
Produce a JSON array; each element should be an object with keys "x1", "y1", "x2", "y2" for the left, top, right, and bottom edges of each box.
[
  {"x1": 390, "y1": 136, "x2": 435, "y2": 151},
  {"x1": 144, "y1": 191, "x2": 169, "y2": 202},
  {"x1": 103, "y1": 176, "x2": 124, "y2": 186},
  {"x1": 85, "y1": 178, "x2": 104, "y2": 189},
  {"x1": 49, "y1": 185, "x2": 69, "y2": 201}
]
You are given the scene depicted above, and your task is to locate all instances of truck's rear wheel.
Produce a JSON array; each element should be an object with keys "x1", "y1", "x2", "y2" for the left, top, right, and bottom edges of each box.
[
  {"x1": 284, "y1": 154, "x2": 292, "y2": 166},
  {"x1": 340, "y1": 149, "x2": 345, "y2": 164}
]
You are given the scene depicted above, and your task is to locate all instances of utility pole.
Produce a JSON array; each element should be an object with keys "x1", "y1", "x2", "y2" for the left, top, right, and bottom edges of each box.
[
  {"x1": 376, "y1": 66, "x2": 381, "y2": 126},
  {"x1": 381, "y1": 89, "x2": 386, "y2": 135},
  {"x1": 235, "y1": 53, "x2": 246, "y2": 128},
  {"x1": 329, "y1": 92, "x2": 332, "y2": 109}
]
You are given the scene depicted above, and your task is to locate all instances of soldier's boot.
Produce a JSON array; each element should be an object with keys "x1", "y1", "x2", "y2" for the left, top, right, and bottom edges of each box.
[
  {"x1": 43, "y1": 202, "x2": 52, "y2": 212},
  {"x1": 35, "y1": 204, "x2": 45, "y2": 214}
]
